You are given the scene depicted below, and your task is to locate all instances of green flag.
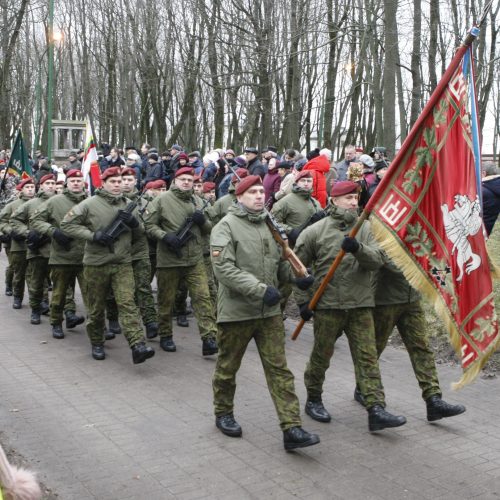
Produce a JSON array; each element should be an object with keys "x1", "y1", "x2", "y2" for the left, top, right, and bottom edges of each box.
[{"x1": 7, "y1": 130, "x2": 32, "y2": 178}]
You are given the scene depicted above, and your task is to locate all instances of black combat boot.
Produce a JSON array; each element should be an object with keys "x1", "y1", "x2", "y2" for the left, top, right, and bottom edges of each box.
[
  {"x1": 52, "y1": 324, "x2": 65, "y2": 339},
  {"x1": 145, "y1": 321, "x2": 159, "y2": 339},
  {"x1": 305, "y1": 399, "x2": 331, "y2": 423},
  {"x1": 12, "y1": 297, "x2": 22, "y2": 309},
  {"x1": 108, "y1": 320, "x2": 121, "y2": 334},
  {"x1": 65, "y1": 311, "x2": 85, "y2": 329},
  {"x1": 354, "y1": 385, "x2": 365, "y2": 406},
  {"x1": 368, "y1": 405, "x2": 407, "y2": 431},
  {"x1": 91, "y1": 345, "x2": 105, "y2": 360},
  {"x1": 160, "y1": 336, "x2": 176, "y2": 352},
  {"x1": 5, "y1": 286, "x2": 13, "y2": 296},
  {"x1": 176, "y1": 314, "x2": 189, "y2": 327},
  {"x1": 426, "y1": 395, "x2": 466, "y2": 422},
  {"x1": 215, "y1": 414, "x2": 242, "y2": 437},
  {"x1": 40, "y1": 300, "x2": 50, "y2": 315},
  {"x1": 30, "y1": 309, "x2": 41, "y2": 325},
  {"x1": 202, "y1": 338, "x2": 218, "y2": 356},
  {"x1": 283, "y1": 427, "x2": 320, "y2": 451},
  {"x1": 104, "y1": 327, "x2": 115, "y2": 341},
  {"x1": 131, "y1": 342, "x2": 155, "y2": 364}
]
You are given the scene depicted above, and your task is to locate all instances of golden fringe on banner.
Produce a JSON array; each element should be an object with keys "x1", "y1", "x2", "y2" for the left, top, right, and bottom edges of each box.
[{"x1": 371, "y1": 217, "x2": 500, "y2": 390}]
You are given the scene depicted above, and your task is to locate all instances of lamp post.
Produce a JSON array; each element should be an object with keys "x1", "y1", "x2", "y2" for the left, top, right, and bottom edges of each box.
[{"x1": 46, "y1": 0, "x2": 55, "y2": 162}]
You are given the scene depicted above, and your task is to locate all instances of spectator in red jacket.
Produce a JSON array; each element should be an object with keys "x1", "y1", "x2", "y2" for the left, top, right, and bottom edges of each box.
[{"x1": 303, "y1": 148, "x2": 330, "y2": 207}]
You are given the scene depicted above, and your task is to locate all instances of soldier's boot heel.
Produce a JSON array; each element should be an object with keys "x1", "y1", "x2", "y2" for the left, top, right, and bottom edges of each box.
[
  {"x1": 40, "y1": 300, "x2": 50, "y2": 315},
  {"x1": 108, "y1": 320, "x2": 121, "y2": 334},
  {"x1": 12, "y1": 297, "x2": 22, "y2": 309},
  {"x1": 30, "y1": 309, "x2": 41, "y2": 325},
  {"x1": 426, "y1": 395, "x2": 466, "y2": 421},
  {"x1": 160, "y1": 336, "x2": 176, "y2": 352},
  {"x1": 215, "y1": 414, "x2": 242, "y2": 437},
  {"x1": 283, "y1": 427, "x2": 320, "y2": 451},
  {"x1": 354, "y1": 385, "x2": 365, "y2": 406},
  {"x1": 145, "y1": 321, "x2": 159, "y2": 339},
  {"x1": 368, "y1": 405, "x2": 406, "y2": 431},
  {"x1": 52, "y1": 324, "x2": 65, "y2": 339},
  {"x1": 131, "y1": 342, "x2": 155, "y2": 364},
  {"x1": 5, "y1": 286, "x2": 13, "y2": 296},
  {"x1": 305, "y1": 400, "x2": 331, "y2": 423},
  {"x1": 91, "y1": 345, "x2": 105, "y2": 360},
  {"x1": 65, "y1": 311, "x2": 85, "y2": 329},
  {"x1": 202, "y1": 338, "x2": 218, "y2": 356},
  {"x1": 177, "y1": 314, "x2": 189, "y2": 327}
]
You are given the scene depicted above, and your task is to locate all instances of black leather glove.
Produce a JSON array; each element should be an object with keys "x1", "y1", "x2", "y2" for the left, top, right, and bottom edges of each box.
[
  {"x1": 298, "y1": 303, "x2": 314, "y2": 321},
  {"x1": 93, "y1": 230, "x2": 114, "y2": 246},
  {"x1": 341, "y1": 236, "x2": 360, "y2": 254},
  {"x1": 191, "y1": 210, "x2": 206, "y2": 226},
  {"x1": 162, "y1": 233, "x2": 182, "y2": 250},
  {"x1": 295, "y1": 273, "x2": 315, "y2": 291},
  {"x1": 262, "y1": 286, "x2": 282, "y2": 306},
  {"x1": 287, "y1": 228, "x2": 301, "y2": 246},
  {"x1": 11, "y1": 231, "x2": 26, "y2": 242},
  {"x1": 53, "y1": 228, "x2": 73, "y2": 246},
  {"x1": 118, "y1": 209, "x2": 139, "y2": 228},
  {"x1": 309, "y1": 212, "x2": 324, "y2": 224}
]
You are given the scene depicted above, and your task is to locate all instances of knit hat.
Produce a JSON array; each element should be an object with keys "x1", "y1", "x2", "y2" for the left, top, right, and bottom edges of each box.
[
  {"x1": 225, "y1": 149, "x2": 235, "y2": 156},
  {"x1": 101, "y1": 167, "x2": 122, "y2": 181},
  {"x1": 359, "y1": 154, "x2": 375, "y2": 168},
  {"x1": 331, "y1": 180, "x2": 360, "y2": 197},
  {"x1": 39, "y1": 174, "x2": 56, "y2": 185},
  {"x1": 16, "y1": 178, "x2": 34, "y2": 191},
  {"x1": 175, "y1": 167, "x2": 195, "y2": 178},
  {"x1": 170, "y1": 144, "x2": 183, "y2": 152},
  {"x1": 234, "y1": 156, "x2": 246, "y2": 167},
  {"x1": 147, "y1": 152, "x2": 159, "y2": 161},
  {"x1": 66, "y1": 169, "x2": 83, "y2": 178},
  {"x1": 306, "y1": 148, "x2": 320, "y2": 161},
  {"x1": 202, "y1": 182, "x2": 216, "y2": 193},
  {"x1": 121, "y1": 167, "x2": 137, "y2": 177},
  {"x1": 177, "y1": 153, "x2": 189, "y2": 162},
  {"x1": 235, "y1": 175, "x2": 262, "y2": 195},
  {"x1": 277, "y1": 161, "x2": 293, "y2": 170}
]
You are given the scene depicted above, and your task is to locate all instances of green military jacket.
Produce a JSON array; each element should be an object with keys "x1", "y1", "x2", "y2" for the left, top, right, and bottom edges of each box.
[
  {"x1": 124, "y1": 190, "x2": 149, "y2": 261},
  {"x1": 206, "y1": 188, "x2": 237, "y2": 225},
  {"x1": 271, "y1": 186, "x2": 322, "y2": 233},
  {"x1": 375, "y1": 255, "x2": 421, "y2": 306},
  {"x1": 30, "y1": 188, "x2": 87, "y2": 265},
  {"x1": 60, "y1": 188, "x2": 142, "y2": 266},
  {"x1": 11, "y1": 191, "x2": 53, "y2": 259},
  {"x1": 294, "y1": 203, "x2": 383, "y2": 309},
  {"x1": 143, "y1": 185, "x2": 211, "y2": 268},
  {"x1": 0, "y1": 195, "x2": 31, "y2": 252},
  {"x1": 210, "y1": 204, "x2": 294, "y2": 323}
]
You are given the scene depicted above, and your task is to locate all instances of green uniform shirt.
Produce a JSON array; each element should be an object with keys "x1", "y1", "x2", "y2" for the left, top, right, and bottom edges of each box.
[{"x1": 124, "y1": 190, "x2": 149, "y2": 261}]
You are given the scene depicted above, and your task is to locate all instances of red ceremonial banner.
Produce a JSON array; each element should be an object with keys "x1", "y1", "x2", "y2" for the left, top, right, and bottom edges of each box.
[{"x1": 366, "y1": 57, "x2": 499, "y2": 388}]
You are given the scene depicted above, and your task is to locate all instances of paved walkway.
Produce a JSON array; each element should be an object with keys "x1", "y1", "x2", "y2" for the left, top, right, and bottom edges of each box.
[{"x1": 0, "y1": 255, "x2": 499, "y2": 499}]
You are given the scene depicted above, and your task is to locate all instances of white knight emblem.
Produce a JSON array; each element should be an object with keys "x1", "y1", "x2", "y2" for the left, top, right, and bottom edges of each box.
[{"x1": 441, "y1": 194, "x2": 482, "y2": 282}]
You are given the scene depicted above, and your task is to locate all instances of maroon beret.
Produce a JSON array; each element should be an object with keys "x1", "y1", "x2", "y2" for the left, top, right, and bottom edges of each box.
[
  {"x1": 193, "y1": 174, "x2": 202, "y2": 183},
  {"x1": 66, "y1": 169, "x2": 83, "y2": 179},
  {"x1": 101, "y1": 167, "x2": 122, "y2": 181},
  {"x1": 231, "y1": 168, "x2": 249, "y2": 184},
  {"x1": 235, "y1": 175, "x2": 263, "y2": 196},
  {"x1": 121, "y1": 167, "x2": 137, "y2": 177},
  {"x1": 202, "y1": 182, "x2": 216, "y2": 193},
  {"x1": 39, "y1": 174, "x2": 56, "y2": 185},
  {"x1": 145, "y1": 179, "x2": 166, "y2": 190},
  {"x1": 295, "y1": 171, "x2": 313, "y2": 181},
  {"x1": 331, "y1": 180, "x2": 360, "y2": 197},
  {"x1": 177, "y1": 153, "x2": 189, "y2": 162},
  {"x1": 175, "y1": 167, "x2": 195, "y2": 178},
  {"x1": 16, "y1": 178, "x2": 35, "y2": 191}
]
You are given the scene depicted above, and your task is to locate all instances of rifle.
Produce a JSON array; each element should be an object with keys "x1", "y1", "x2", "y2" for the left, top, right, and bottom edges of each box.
[{"x1": 296, "y1": 207, "x2": 330, "y2": 234}]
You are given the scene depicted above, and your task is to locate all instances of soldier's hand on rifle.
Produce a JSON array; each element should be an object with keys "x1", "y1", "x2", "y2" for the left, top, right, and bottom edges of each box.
[
  {"x1": 162, "y1": 232, "x2": 182, "y2": 250},
  {"x1": 53, "y1": 229, "x2": 73, "y2": 246},
  {"x1": 262, "y1": 286, "x2": 282, "y2": 306},
  {"x1": 191, "y1": 210, "x2": 206, "y2": 226},
  {"x1": 93, "y1": 230, "x2": 114, "y2": 246},
  {"x1": 27, "y1": 230, "x2": 41, "y2": 245},
  {"x1": 298, "y1": 303, "x2": 314, "y2": 321},
  {"x1": 295, "y1": 272, "x2": 315, "y2": 290},
  {"x1": 118, "y1": 209, "x2": 139, "y2": 228},
  {"x1": 287, "y1": 228, "x2": 301, "y2": 246},
  {"x1": 11, "y1": 231, "x2": 26, "y2": 242},
  {"x1": 341, "y1": 236, "x2": 360, "y2": 254}
]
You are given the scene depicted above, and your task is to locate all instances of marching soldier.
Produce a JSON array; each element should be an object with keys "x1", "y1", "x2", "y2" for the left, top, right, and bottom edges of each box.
[
  {"x1": 30, "y1": 169, "x2": 87, "y2": 338},
  {"x1": 0, "y1": 178, "x2": 36, "y2": 309},
  {"x1": 143, "y1": 166, "x2": 218, "y2": 355},
  {"x1": 120, "y1": 167, "x2": 158, "y2": 339},
  {"x1": 294, "y1": 180, "x2": 407, "y2": 432},
  {"x1": 210, "y1": 174, "x2": 319, "y2": 450},
  {"x1": 60, "y1": 167, "x2": 155, "y2": 364},
  {"x1": 11, "y1": 174, "x2": 57, "y2": 324}
]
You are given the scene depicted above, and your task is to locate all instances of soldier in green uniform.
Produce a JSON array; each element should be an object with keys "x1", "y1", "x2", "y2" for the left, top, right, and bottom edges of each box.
[
  {"x1": 0, "y1": 178, "x2": 36, "y2": 309},
  {"x1": 201, "y1": 181, "x2": 217, "y2": 311},
  {"x1": 143, "y1": 166, "x2": 218, "y2": 355},
  {"x1": 60, "y1": 167, "x2": 155, "y2": 364},
  {"x1": 11, "y1": 174, "x2": 57, "y2": 324},
  {"x1": 294, "y1": 180, "x2": 407, "y2": 432},
  {"x1": 353, "y1": 257, "x2": 466, "y2": 422},
  {"x1": 210, "y1": 174, "x2": 320, "y2": 450},
  {"x1": 30, "y1": 169, "x2": 87, "y2": 338},
  {"x1": 121, "y1": 167, "x2": 158, "y2": 339}
]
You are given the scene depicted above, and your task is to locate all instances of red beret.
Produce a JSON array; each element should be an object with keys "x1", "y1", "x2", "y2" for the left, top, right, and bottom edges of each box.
[
  {"x1": 295, "y1": 171, "x2": 313, "y2": 181},
  {"x1": 202, "y1": 182, "x2": 216, "y2": 193},
  {"x1": 235, "y1": 175, "x2": 262, "y2": 196},
  {"x1": 121, "y1": 167, "x2": 137, "y2": 177},
  {"x1": 193, "y1": 175, "x2": 202, "y2": 183},
  {"x1": 331, "y1": 180, "x2": 360, "y2": 197},
  {"x1": 66, "y1": 169, "x2": 83, "y2": 179},
  {"x1": 39, "y1": 174, "x2": 56, "y2": 185},
  {"x1": 177, "y1": 153, "x2": 189, "y2": 162},
  {"x1": 145, "y1": 179, "x2": 166, "y2": 190},
  {"x1": 175, "y1": 167, "x2": 195, "y2": 178},
  {"x1": 101, "y1": 167, "x2": 122, "y2": 181},
  {"x1": 16, "y1": 178, "x2": 34, "y2": 191},
  {"x1": 231, "y1": 168, "x2": 248, "y2": 184}
]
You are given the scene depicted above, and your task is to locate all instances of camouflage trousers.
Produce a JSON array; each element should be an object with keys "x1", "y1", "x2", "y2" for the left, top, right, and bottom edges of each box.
[
  {"x1": 132, "y1": 258, "x2": 157, "y2": 325},
  {"x1": 83, "y1": 264, "x2": 144, "y2": 348},
  {"x1": 49, "y1": 265, "x2": 87, "y2": 326},
  {"x1": 27, "y1": 256, "x2": 50, "y2": 309},
  {"x1": 9, "y1": 250, "x2": 28, "y2": 299},
  {"x1": 203, "y1": 255, "x2": 217, "y2": 314},
  {"x1": 305, "y1": 308, "x2": 386, "y2": 409},
  {"x1": 4, "y1": 247, "x2": 13, "y2": 288},
  {"x1": 173, "y1": 278, "x2": 188, "y2": 315},
  {"x1": 149, "y1": 253, "x2": 157, "y2": 283},
  {"x1": 279, "y1": 282, "x2": 293, "y2": 314},
  {"x1": 213, "y1": 315, "x2": 302, "y2": 431},
  {"x1": 157, "y1": 262, "x2": 217, "y2": 341},
  {"x1": 372, "y1": 301, "x2": 441, "y2": 400}
]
